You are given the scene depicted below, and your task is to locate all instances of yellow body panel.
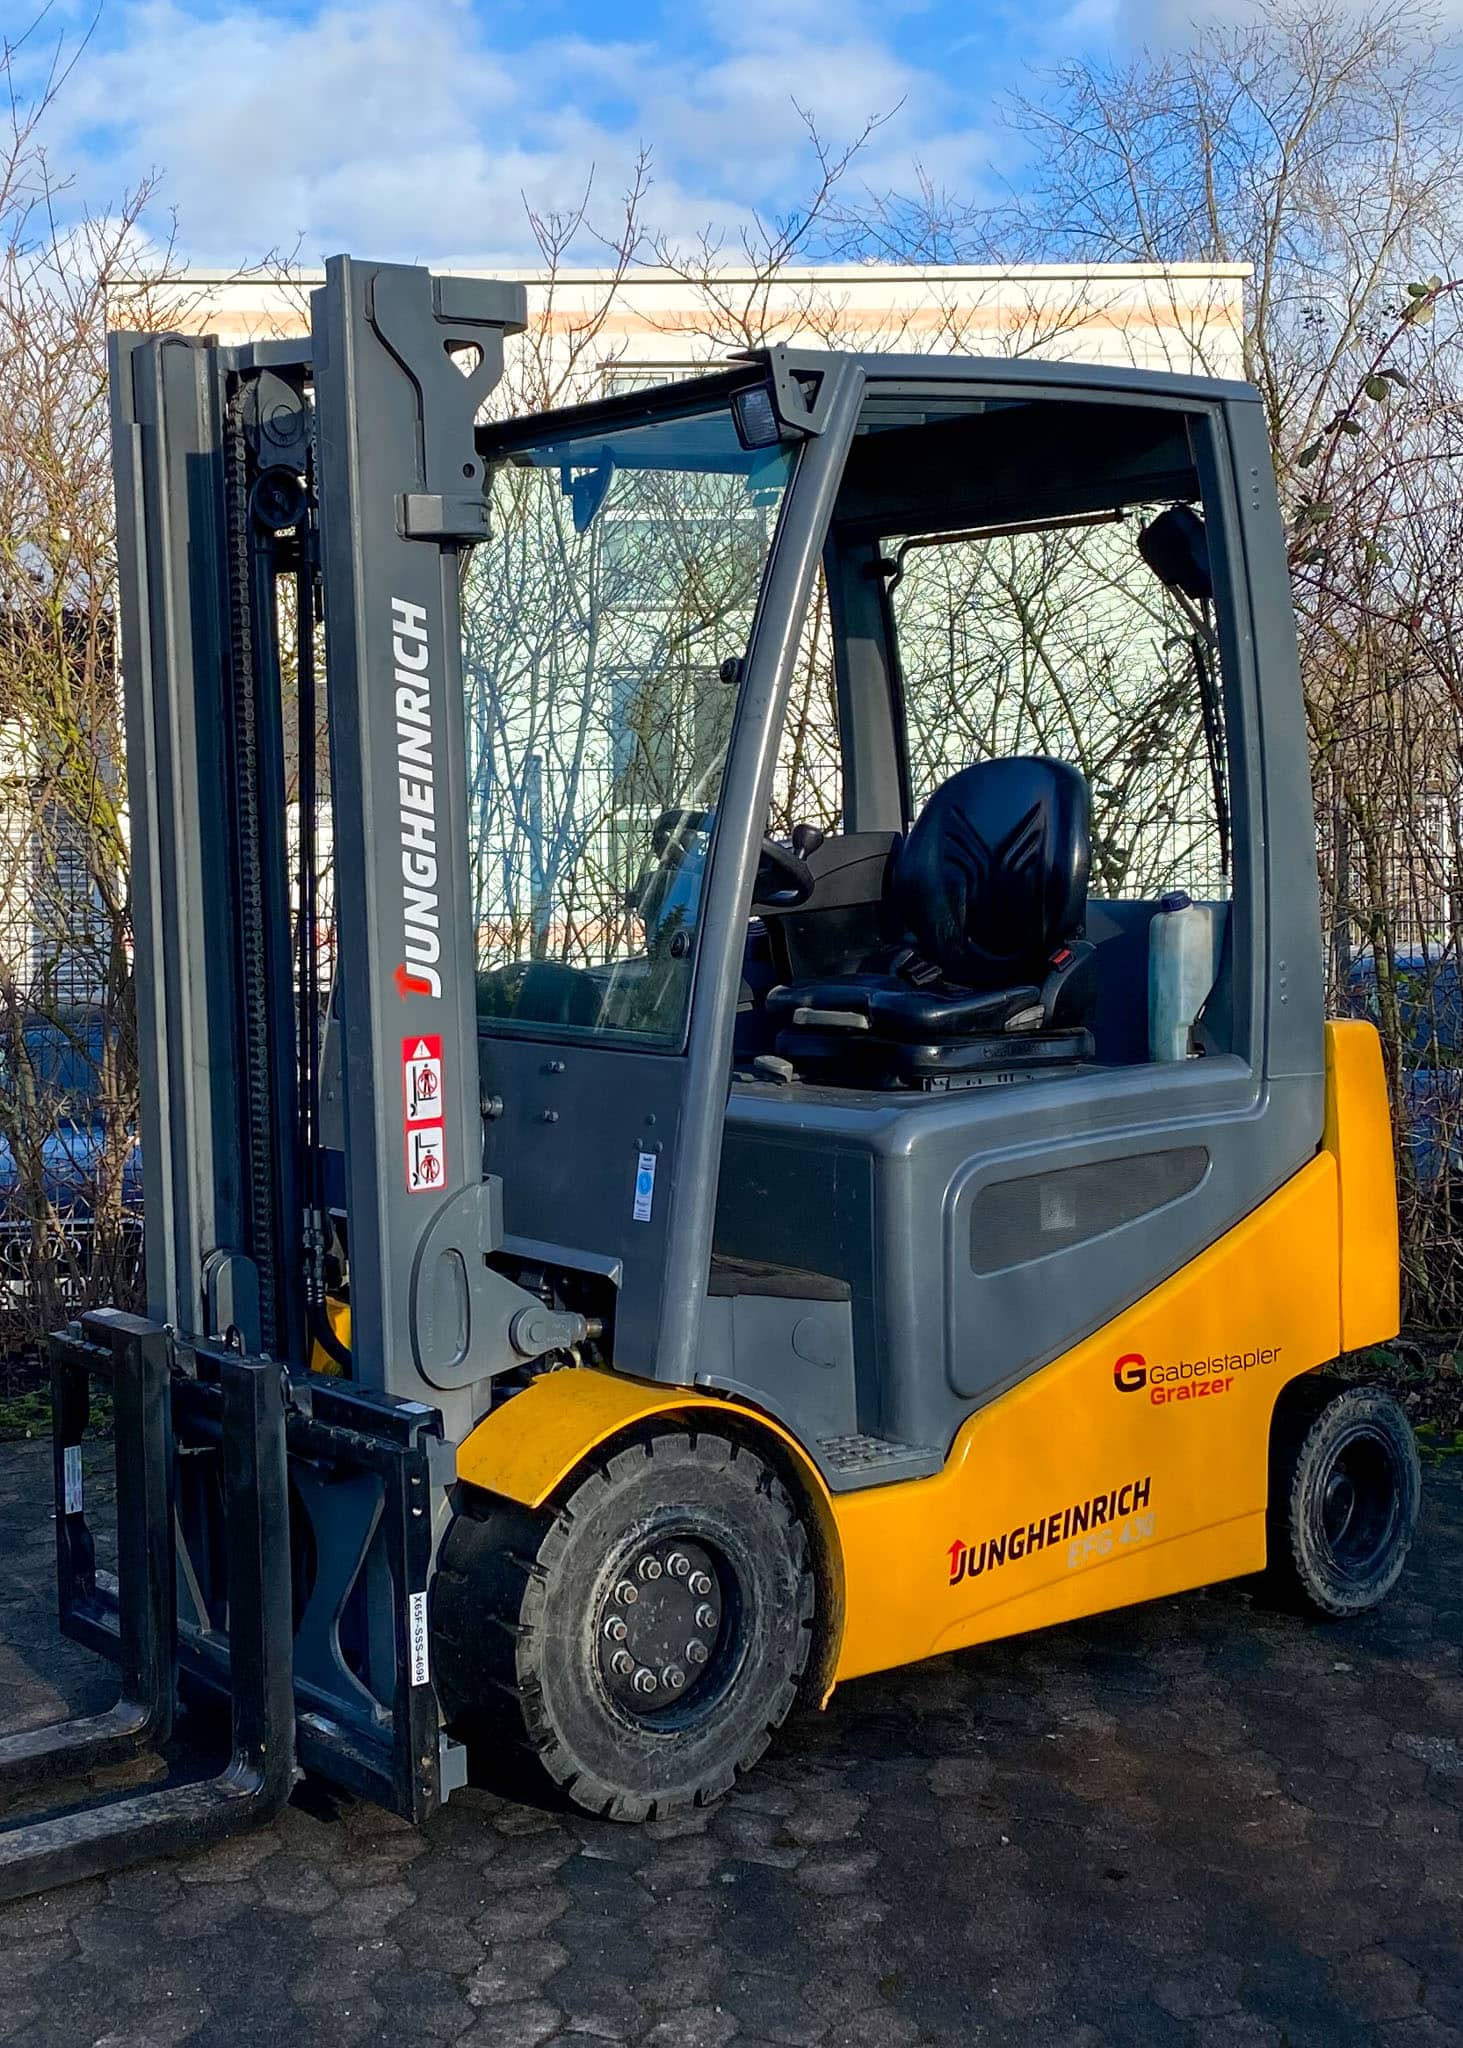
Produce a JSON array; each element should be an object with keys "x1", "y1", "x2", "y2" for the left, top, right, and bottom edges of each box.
[
  {"x1": 831, "y1": 1152, "x2": 1339, "y2": 1679},
  {"x1": 455, "y1": 1365, "x2": 803, "y2": 1506},
  {"x1": 455, "y1": 1364, "x2": 847, "y2": 1694},
  {"x1": 455, "y1": 1018, "x2": 1396, "y2": 1693},
  {"x1": 308, "y1": 1295, "x2": 352, "y2": 1377},
  {"x1": 1324, "y1": 1020, "x2": 1402, "y2": 1350}
]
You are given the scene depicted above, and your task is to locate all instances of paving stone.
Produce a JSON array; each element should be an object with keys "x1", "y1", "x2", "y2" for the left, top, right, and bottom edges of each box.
[
  {"x1": 0, "y1": 1438, "x2": 1460, "y2": 2044},
  {"x1": 557, "y1": 2016, "x2": 634, "y2": 2043},
  {"x1": 638, "y1": 2007, "x2": 738, "y2": 2048},
  {"x1": 0, "y1": 2000, "x2": 42, "y2": 2044},
  {"x1": 636, "y1": 1833, "x2": 724, "y2": 1893},
  {"x1": 822, "y1": 2013, "x2": 921, "y2": 2048},
  {"x1": 458, "y1": 2001, "x2": 564, "y2": 2047},
  {"x1": 371, "y1": 1966, "x2": 477, "y2": 2039},
  {"x1": 387, "y1": 1902, "x2": 489, "y2": 1972},
  {"x1": 467, "y1": 1937, "x2": 571, "y2": 2006},
  {"x1": 1185, "y1": 2016, "x2": 1285, "y2": 2047},
  {"x1": 316, "y1": 1878, "x2": 415, "y2": 1937},
  {"x1": 90, "y1": 2021, "x2": 206, "y2": 2048},
  {"x1": 635, "y1": 1945, "x2": 724, "y2": 2007},
  {"x1": 790, "y1": 1847, "x2": 880, "y2": 1896},
  {"x1": 174, "y1": 1831, "x2": 276, "y2": 1884},
  {"x1": 471, "y1": 1884, "x2": 571, "y2": 1942},
  {"x1": 283, "y1": 1995, "x2": 385, "y2": 2047},
  {"x1": 291, "y1": 1937, "x2": 401, "y2": 2003},
  {"x1": 713, "y1": 1969, "x2": 829, "y2": 2045},
  {"x1": 252, "y1": 1853, "x2": 341, "y2": 1916},
  {"x1": 540, "y1": 1957, "x2": 639, "y2": 2039},
  {"x1": 1327, "y1": 1946, "x2": 1426, "y2": 2023},
  {"x1": 782, "y1": 1790, "x2": 867, "y2": 1844}
]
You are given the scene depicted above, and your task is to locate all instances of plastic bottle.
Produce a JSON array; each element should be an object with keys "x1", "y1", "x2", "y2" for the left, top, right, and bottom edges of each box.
[{"x1": 1148, "y1": 890, "x2": 1226, "y2": 1061}]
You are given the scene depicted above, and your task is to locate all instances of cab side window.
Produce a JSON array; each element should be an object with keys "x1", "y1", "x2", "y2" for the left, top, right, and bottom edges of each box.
[{"x1": 890, "y1": 507, "x2": 1231, "y2": 906}]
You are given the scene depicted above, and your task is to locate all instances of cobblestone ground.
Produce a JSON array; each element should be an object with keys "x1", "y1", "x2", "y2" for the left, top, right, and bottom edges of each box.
[{"x1": 2, "y1": 1437, "x2": 1461, "y2": 2048}]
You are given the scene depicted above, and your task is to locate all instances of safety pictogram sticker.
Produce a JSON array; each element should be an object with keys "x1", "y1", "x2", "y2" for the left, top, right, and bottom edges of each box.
[
  {"x1": 403, "y1": 1037, "x2": 443, "y2": 1123},
  {"x1": 403, "y1": 1035, "x2": 447, "y2": 1191}
]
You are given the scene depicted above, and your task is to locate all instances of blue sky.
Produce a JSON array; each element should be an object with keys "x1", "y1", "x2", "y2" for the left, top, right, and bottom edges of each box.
[{"x1": 22, "y1": 0, "x2": 1209, "y2": 266}]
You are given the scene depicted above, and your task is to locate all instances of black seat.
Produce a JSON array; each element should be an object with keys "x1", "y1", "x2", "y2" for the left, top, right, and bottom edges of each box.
[{"x1": 766, "y1": 756, "x2": 1096, "y2": 1082}]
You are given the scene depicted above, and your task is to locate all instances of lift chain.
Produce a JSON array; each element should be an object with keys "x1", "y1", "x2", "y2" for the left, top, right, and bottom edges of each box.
[{"x1": 223, "y1": 387, "x2": 279, "y2": 1356}]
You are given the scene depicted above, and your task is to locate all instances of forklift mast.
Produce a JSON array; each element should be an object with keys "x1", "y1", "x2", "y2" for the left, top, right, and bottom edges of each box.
[
  {"x1": 3, "y1": 260, "x2": 577, "y2": 1891},
  {"x1": 113, "y1": 257, "x2": 576, "y2": 1439}
]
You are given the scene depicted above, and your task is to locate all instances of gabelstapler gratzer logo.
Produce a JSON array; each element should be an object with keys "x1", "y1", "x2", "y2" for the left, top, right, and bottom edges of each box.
[
  {"x1": 403, "y1": 1034, "x2": 446, "y2": 1193},
  {"x1": 1112, "y1": 1342, "x2": 1281, "y2": 1406}
]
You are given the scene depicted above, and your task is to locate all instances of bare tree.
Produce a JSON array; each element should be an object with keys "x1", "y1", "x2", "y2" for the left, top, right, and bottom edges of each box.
[
  {"x1": 982, "y1": 0, "x2": 1463, "y2": 1325},
  {"x1": 0, "y1": 9, "x2": 185, "y2": 1342}
]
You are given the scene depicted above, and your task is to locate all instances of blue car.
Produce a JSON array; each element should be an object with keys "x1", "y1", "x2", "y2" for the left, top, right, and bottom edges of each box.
[
  {"x1": 1344, "y1": 953, "x2": 1463, "y2": 1193},
  {"x1": 0, "y1": 1007, "x2": 143, "y2": 1308}
]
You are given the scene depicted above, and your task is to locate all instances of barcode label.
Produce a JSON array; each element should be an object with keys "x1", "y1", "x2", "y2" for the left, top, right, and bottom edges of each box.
[
  {"x1": 63, "y1": 1444, "x2": 83, "y2": 1516},
  {"x1": 408, "y1": 1590, "x2": 431, "y2": 1687}
]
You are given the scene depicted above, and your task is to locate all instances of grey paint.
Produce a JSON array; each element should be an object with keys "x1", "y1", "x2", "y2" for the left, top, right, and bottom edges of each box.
[
  {"x1": 708, "y1": 377, "x2": 1326, "y2": 1471},
  {"x1": 109, "y1": 268, "x2": 1327, "y2": 1492},
  {"x1": 826, "y1": 536, "x2": 903, "y2": 834},
  {"x1": 109, "y1": 333, "x2": 251, "y2": 1340},
  {"x1": 717, "y1": 1061, "x2": 1321, "y2": 1457},
  {"x1": 310, "y1": 258, "x2": 554, "y2": 1434},
  {"x1": 480, "y1": 360, "x2": 869, "y2": 1388},
  {"x1": 696, "y1": 1294, "x2": 859, "y2": 1442}
]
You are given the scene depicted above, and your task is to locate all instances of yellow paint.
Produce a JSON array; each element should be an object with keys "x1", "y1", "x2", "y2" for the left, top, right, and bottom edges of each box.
[
  {"x1": 830, "y1": 1019, "x2": 1394, "y2": 1682},
  {"x1": 830, "y1": 1153, "x2": 1339, "y2": 1680},
  {"x1": 1323, "y1": 1020, "x2": 1401, "y2": 1350},
  {"x1": 459, "y1": 1367, "x2": 752, "y2": 1503},
  {"x1": 454, "y1": 1016, "x2": 1396, "y2": 1696},
  {"x1": 455, "y1": 1366, "x2": 845, "y2": 1691},
  {"x1": 308, "y1": 1295, "x2": 351, "y2": 1378}
]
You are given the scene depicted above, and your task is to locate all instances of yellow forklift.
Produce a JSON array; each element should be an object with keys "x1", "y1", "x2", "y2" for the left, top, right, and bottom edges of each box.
[{"x1": 0, "y1": 256, "x2": 1416, "y2": 1887}]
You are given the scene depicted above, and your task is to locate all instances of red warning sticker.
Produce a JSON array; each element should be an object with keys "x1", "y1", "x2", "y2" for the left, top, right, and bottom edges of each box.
[{"x1": 403, "y1": 1035, "x2": 446, "y2": 1192}]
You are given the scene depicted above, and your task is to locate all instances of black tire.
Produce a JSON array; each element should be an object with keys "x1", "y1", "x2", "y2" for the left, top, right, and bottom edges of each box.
[
  {"x1": 1262, "y1": 1381, "x2": 1421, "y2": 1618},
  {"x1": 432, "y1": 1428, "x2": 816, "y2": 1821}
]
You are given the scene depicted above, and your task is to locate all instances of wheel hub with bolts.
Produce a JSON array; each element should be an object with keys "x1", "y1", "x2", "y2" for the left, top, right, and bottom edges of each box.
[{"x1": 595, "y1": 1533, "x2": 724, "y2": 1719}]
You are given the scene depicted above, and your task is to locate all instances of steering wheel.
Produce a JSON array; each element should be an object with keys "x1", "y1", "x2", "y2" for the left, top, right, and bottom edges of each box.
[
  {"x1": 648, "y1": 808, "x2": 814, "y2": 912},
  {"x1": 752, "y1": 836, "x2": 815, "y2": 910}
]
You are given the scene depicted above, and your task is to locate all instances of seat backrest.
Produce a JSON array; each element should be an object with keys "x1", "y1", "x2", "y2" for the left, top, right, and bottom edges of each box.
[{"x1": 892, "y1": 756, "x2": 1090, "y2": 988}]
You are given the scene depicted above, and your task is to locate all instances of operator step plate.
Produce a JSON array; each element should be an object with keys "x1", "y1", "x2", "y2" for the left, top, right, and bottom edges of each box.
[{"x1": 816, "y1": 1433, "x2": 943, "y2": 1489}]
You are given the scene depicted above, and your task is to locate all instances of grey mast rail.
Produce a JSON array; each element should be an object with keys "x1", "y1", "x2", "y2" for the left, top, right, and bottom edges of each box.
[{"x1": 311, "y1": 257, "x2": 579, "y2": 1435}]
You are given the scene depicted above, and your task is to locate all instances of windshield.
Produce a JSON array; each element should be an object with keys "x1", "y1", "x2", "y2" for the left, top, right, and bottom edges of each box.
[{"x1": 462, "y1": 398, "x2": 795, "y2": 1046}]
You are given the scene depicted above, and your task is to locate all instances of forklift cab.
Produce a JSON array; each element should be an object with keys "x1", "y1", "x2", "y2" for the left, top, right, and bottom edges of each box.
[
  {"x1": 1, "y1": 258, "x2": 1405, "y2": 1886},
  {"x1": 466, "y1": 348, "x2": 1324, "y2": 1483}
]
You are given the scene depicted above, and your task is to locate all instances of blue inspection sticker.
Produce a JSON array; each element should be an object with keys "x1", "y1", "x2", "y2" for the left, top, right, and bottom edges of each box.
[{"x1": 633, "y1": 1151, "x2": 658, "y2": 1222}]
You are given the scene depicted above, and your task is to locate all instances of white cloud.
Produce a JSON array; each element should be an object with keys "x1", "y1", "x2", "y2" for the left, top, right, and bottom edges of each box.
[{"x1": 23, "y1": 0, "x2": 1004, "y2": 267}]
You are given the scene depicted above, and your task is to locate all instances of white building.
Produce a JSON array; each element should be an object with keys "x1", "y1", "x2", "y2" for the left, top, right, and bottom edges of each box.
[
  {"x1": 117, "y1": 261, "x2": 1249, "y2": 384},
  {"x1": 88, "y1": 262, "x2": 1255, "y2": 992}
]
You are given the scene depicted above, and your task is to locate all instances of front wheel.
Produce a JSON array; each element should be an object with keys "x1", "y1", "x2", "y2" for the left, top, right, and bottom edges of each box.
[
  {"x1": 432, "y1": 1429, "x2": 816, "y2": 1821},
  {"x1": 1261, "y1": 1381, "x2": 1421, "y2": 1618}
]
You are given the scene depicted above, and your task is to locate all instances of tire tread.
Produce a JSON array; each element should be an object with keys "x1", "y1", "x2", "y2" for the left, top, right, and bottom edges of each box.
[{"x1": 433, "y1": 1425, "x2": 816, "y2": 1820}]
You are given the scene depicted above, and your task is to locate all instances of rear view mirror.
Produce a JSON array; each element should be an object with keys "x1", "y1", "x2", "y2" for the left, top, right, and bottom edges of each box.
[
  {"x1": 1139, "y1": 503, "x2": 1212, "y2": 603},
  {"x1": 561, "y1": 455, "x2": 615, "y2": 533}
]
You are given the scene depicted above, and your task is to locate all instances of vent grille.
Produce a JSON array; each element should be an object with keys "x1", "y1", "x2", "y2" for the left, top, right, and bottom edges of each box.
[{"x1": 970, "y1": 1145, "x2": 1209, "y2": 1274}]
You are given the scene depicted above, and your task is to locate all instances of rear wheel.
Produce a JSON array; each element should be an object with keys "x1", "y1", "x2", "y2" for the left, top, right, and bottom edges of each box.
[
  {"x1": 1262, "y1": 1381, "x2": 1421, "y2": 1617},
  {"x1": 432, "y1": 1428, "x2": 816, "y2": 1820}
]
